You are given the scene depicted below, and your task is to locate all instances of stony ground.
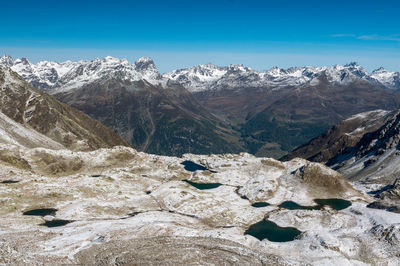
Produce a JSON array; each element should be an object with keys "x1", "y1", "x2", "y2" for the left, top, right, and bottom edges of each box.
[{"x1": 0, "y1": 144, "x2": 400, "y2": 265}]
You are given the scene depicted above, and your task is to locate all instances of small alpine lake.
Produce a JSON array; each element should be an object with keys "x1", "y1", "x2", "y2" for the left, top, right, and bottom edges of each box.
[
  {"x1": 184, "y1": 179, "x2": 222, "y2": 190},
  {"x1": 181, "y1": 160, "x2": 208, "y2": 172},
  {"x1": 245, "y1": 219, "x2": 302, "y2": 242},
  {"x1": 279, "y1": 198, "x2": 351, "y2": 211},
  {"x1": 23, "y1": 208, "x2": 58, "y2": 216}
]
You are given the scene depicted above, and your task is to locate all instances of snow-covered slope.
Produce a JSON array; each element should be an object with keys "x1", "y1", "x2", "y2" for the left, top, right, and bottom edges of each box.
[
  {"x1": 370, "y1": 67, "x2": 400, "y2": 90},
  {"x1": 2, "y1": 54, "x2": 399, "y2": 94},
  {"x1": 0, "y1": 111, "x2": 64, "y2": 149},
  {"x1": 0, "y1": 66, "x2": 128, "y2": 150}
]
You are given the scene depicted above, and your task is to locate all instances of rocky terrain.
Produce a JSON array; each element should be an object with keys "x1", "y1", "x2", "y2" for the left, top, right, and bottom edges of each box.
[
  {"x1": 2, "y1": 55, "x2": 400, "y2": 157},
  {"x1": 283, "y1": 110, "x2": 393, "y2": 164},
  {"x1": 285, "y1": 109, "x2": 400, "y2": 218},
  {"x1": 1, "y1": 141, "x2": 399, "y2": 265},
  {"x1": 284, "y1": 109, "x2": 400, "y2": 182}
]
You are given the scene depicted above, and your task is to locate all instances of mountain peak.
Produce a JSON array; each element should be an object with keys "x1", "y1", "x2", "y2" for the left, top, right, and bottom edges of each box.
[
  {"x1": 103, "y1": 56, "x2": 121, "y2": 62},
  {"x1": 372, "y1": 67, "x2": 386, "y2": 73},
  {"x1": 133, "y1": 57, "x2": 161, "y2": 80},
  {"x1": 134, "y1": 57, "x2": 156, "y2": 71},
  {"x1": 15, "y1": 57, "x2": 32, "y2": 66},
  {"x1": 0, "y1": 54, "x2": 14, "y2": 67},
  {"x1": 344, "y1": 62, "x2": 362, "y2": 69},
  {"x1": 345, "y1": 62, "x2": 360, "y2": 67}
]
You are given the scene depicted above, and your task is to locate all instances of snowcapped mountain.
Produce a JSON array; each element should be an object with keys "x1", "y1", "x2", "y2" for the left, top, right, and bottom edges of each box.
[
  {"x1": 165, "y1": 61, "x2": 400, "y2": 92},
  {"x1": 1, "y1": 54, "x2": 400, "y2": 95},
  {"x1": 371, "y1": 67, "x2": 400, "y2": 90},
  {"x1": 0, "y1": 55, "x2": 165, "y2": 94}
]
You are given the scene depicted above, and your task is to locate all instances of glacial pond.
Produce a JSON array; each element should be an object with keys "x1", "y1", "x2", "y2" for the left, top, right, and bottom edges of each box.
[
  {"x1": 245, "y1": 219, "x2": 301, "y2": 242},
  {"x1": 41, "y1": 219, "x2": 72, "y2": 227},
  {"x1": 251, "y1": 202, "x2": 270, "y2": 208},
  {"x1": 279, "y1": 201, "x2": 316, "y2": 210},
  {"x1": 23, "y1": 208, "x2": 57, "y2": 216},
  {"x1": 181, "y1": 161, "x2": 208, "y2": 172},
  {"x1": 279, "y1": 198, "x2": 351, "y2": 211},
  {"x1": 314, "y1": 198, "x2": 352, "y2": 210},
  {"x1": 184, "y1": 179, "x2": 222, "y2": 190}
]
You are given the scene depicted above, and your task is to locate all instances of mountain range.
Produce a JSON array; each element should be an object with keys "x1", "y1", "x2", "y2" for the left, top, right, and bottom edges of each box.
[
  {"x1": 3, "y1": 55, "x2": 399, "y2": 93},
  {"x1": 2, "y1": 54, "x2": 400, "y2": 157}
]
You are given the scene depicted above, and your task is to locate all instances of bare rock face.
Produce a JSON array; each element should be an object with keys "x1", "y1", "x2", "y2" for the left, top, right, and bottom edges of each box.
[
  {"x1": 377, "y1": 179, "x2": 400, "y2": 201},
  {"x1": 367, "y1": 179, "x2": 400, "y2": 213},
  {"x1": 370, "y1": 224, "x2": 400, "y2": 247}
]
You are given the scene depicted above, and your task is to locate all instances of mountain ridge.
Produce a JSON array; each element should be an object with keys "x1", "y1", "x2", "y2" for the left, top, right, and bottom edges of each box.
[
  {"x1": 0, "y1": 65, "x2": 129, "y2": 150},
  {"x1": 2, "y1": 54, "x2": 400, "y2": 94}
]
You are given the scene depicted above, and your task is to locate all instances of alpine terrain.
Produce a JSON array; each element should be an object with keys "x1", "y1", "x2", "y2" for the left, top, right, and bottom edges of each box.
[
  {"x1": 0, "y1": 58, "x2": 400, "y2": 265},
  {"x1": 1, "y1": 127, "x2": 399, "y2": 264},
  {"x1": 2, "y1": 55, "x2": 400, "y2": 157}
]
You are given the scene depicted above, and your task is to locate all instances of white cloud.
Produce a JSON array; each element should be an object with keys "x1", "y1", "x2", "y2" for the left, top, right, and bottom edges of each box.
[{"x1": 331, "y1": 34, "x2": 400, "y2": 42}]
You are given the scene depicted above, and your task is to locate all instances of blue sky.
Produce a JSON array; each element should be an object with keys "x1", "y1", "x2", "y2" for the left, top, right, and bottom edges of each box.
[{"x1": 1, "y1": 0, "x2": 400, "y2": 72}]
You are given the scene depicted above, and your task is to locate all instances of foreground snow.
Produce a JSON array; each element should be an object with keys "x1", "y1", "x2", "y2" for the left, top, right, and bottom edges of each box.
[{"x1": 0, "y1": 144, "x2": 399, "y2": 265}]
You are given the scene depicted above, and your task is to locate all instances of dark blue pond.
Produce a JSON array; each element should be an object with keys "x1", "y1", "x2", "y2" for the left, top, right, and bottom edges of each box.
[
  {"x1": 184, "y1": 179, "x2": 222, "y2": 190},
  {"x1": 279, "y1": 201, "x2": 317, "y2": 210},
  {"x1": 314, "y1": 198, "x2": 352, "y2": 210},
  {"x1": 41, "y1": 219, "x2": 72, "y2": 227},
  {"x1": 245, "y1": 219, "x2": 301, "y2": 242},
  {"x1": 251, "y1": 202, "x2": 270, "y2": 208},
  {"x1": 23, "y1": 208, "x2": 57, "y2": 216},
  {"x1": 181, "y1": 161, "x2": 208, "y2": 172},
  {"x1": 279, "y1": 199, "x2": 351, "y2": 211}
]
